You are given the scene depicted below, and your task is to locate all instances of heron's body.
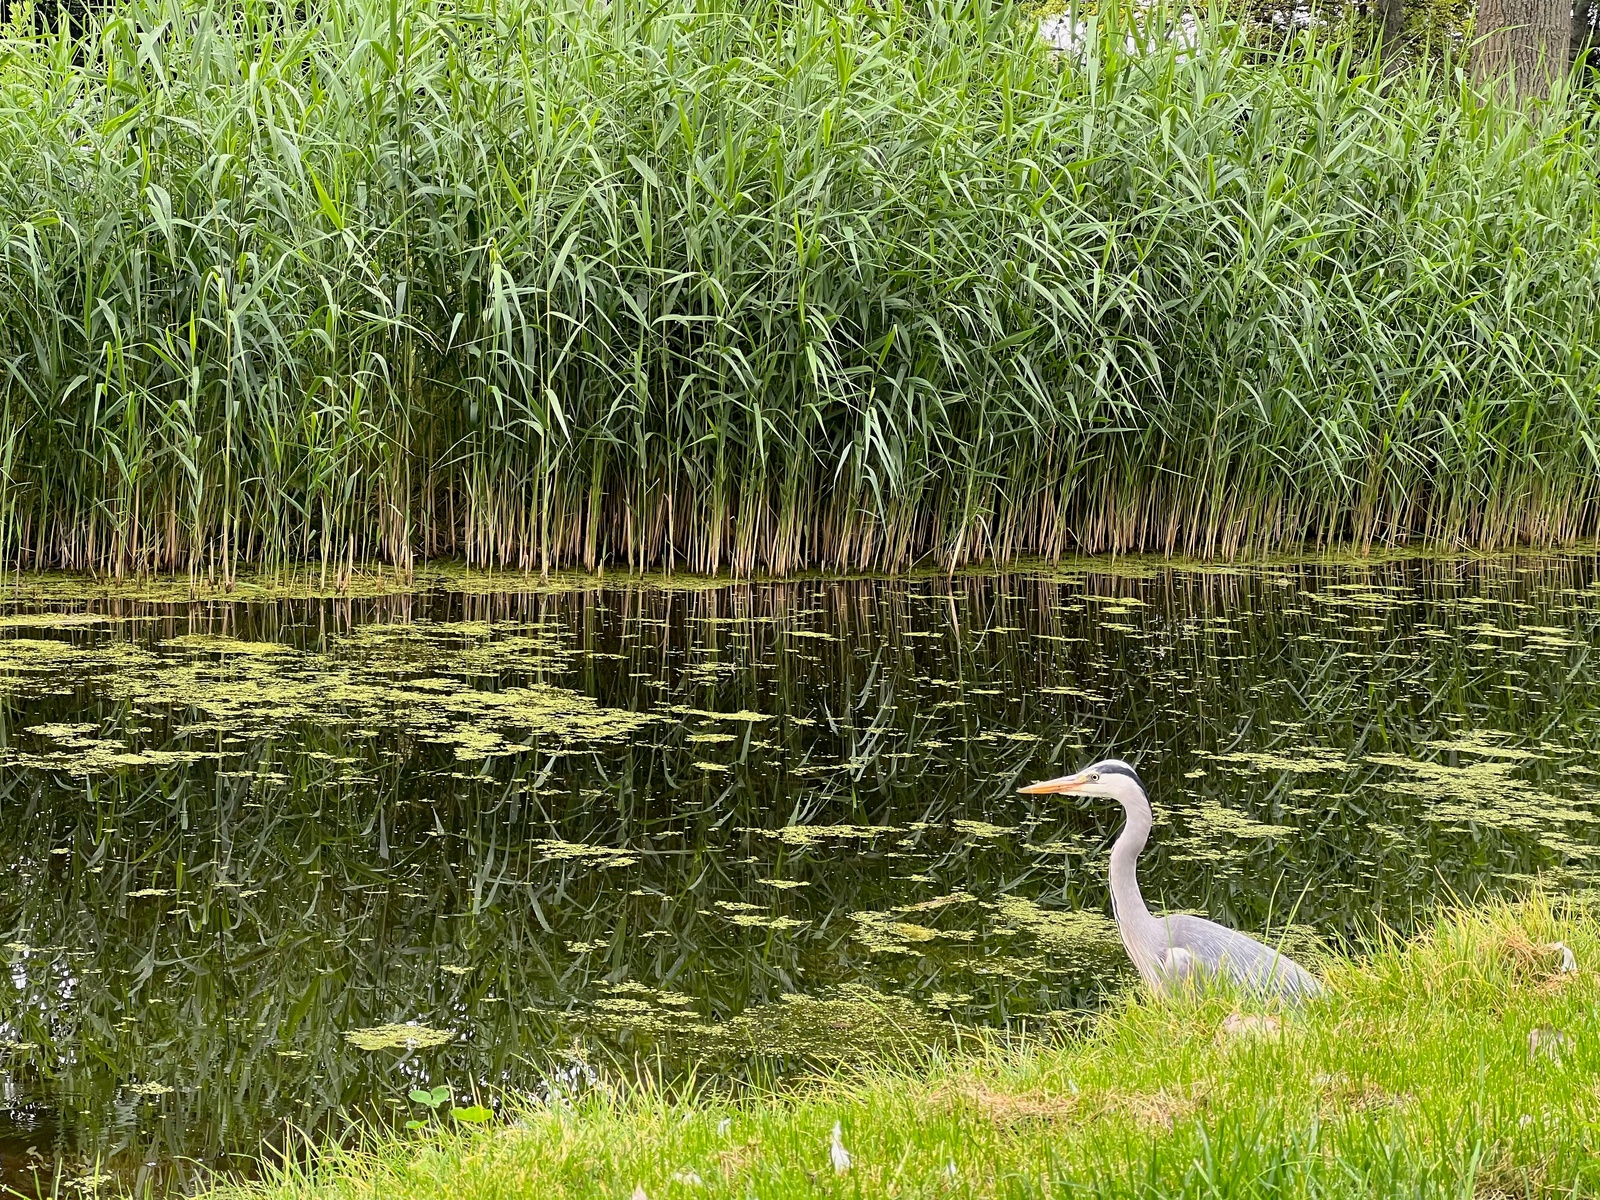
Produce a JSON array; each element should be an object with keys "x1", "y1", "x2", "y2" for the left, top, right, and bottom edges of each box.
[{"x1": 1021, "y1": 758, "x2": 1321, "y2": 1002}]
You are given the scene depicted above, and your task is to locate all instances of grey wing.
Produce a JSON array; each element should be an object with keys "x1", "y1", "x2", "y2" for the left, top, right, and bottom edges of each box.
[{"x1": 1162, "y1": 914, "x2": 1322, "y2": 1000}]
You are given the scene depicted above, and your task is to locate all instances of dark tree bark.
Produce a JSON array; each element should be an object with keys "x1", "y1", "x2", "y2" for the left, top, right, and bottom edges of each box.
[
  {"x1": 1474, "y1": 0, "x2": 1570, "y2": 98},
  {"x1": 1573, "y1": 0, "x2": 1596, "y2": 64},
  {"x1": 1377, "y1": 0, "x2": 1406, "y2": 48}
]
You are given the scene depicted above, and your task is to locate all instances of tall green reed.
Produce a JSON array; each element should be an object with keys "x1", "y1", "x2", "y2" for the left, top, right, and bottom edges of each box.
[{"x1": 0, "y1": 0, "x2": 1596, "y2": 578}]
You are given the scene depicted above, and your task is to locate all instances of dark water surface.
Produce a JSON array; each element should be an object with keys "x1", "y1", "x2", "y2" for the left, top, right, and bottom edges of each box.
[{"x1": 0, "y1": 554, "x2": 1598, "y2": 1193}]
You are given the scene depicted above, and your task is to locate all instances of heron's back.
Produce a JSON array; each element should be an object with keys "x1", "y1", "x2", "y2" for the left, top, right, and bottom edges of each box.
[{"x1": 1159, "y1": 913, "x2": 1321, "y2": 999}]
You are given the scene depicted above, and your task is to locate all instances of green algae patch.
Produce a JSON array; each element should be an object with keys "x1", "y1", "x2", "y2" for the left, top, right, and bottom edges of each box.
[
  {"x1": 1361, "y1": 730, "x2": 1598, "y2": 843},
  {"x1": 0, "y1": 569, "x2": 425, "y2": 603},
  {"x1": 851, "y1": 909, "x2": 975, "y2": 954},
  {"x1": 165, "y1": 635, "x2": 296, "y2": 656},
  {"x1": 1183, "y1": 800, "x2": 1295, "y2": 841},
  {"x1": 343, "y1": 1024, "x2": 455, "y2": 1052},
  {"x1": 1206, "y1": 748, "x2": 1351, "y2": 775},
  {"x1": 681, "y1": 709, "x2": 775, "y2": 722},
  {"x1": 580, "y1": 982, "x2": 948, "y2": 1065},
  {"x1": 714, "y1": 902, "x2": 806, "y2": 932},
  {"x1": 0, "y1": 620, "x2": 652, "y2": 774},
  {"x1": 992, "y1": 896, "x2": 1122, "y2": 962},
  {"x1": 752, "y1": 825, "x2": 902, "y2": 849},
  {"x1": 532, "y1": 841, "x2": 641, "y2": 869},
  {"x1": 0, "y1": 612, "x2": 120, "y2": 629}
]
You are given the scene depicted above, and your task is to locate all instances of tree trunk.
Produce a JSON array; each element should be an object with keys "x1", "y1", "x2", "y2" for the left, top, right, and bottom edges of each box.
[
  {"x1": 1377, "y1": 0, "x2": 1406, "y2": 48},
  {"x1": 1473, "y1": 0, "x2": 1569, "y2": 99},
  {"x1": 1573, "y1": 0, "x2": 1595, "y2": 64}
]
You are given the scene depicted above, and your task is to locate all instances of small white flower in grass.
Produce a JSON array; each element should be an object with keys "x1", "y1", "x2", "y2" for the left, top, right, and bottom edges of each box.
[
  {"x1": 671, "y1": 1169, "x2": 704, "y2": 1187},
  {"x1": 716, "y1": 1117, "x2": 731, "y2": 1137},
  {"x1": 829, "y1": 1122, "x2": 851, "y2": 1174},
  {"x1": 631, "y1": 1188, "x2": 650, "y2": 1200},
  {"x1": 945, "y1": 1161, "x2": 959, "y2": 1179}
]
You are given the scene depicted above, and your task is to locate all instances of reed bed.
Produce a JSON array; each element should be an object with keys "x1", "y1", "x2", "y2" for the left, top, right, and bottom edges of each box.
[{"x1": 1, "y1": 0, "x2": 1598, "y2": 579}]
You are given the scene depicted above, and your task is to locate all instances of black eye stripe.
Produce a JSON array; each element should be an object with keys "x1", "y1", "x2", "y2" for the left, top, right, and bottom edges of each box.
[{"x1": 1093, "y1": 760, "x2": 1144, "y2": 789}]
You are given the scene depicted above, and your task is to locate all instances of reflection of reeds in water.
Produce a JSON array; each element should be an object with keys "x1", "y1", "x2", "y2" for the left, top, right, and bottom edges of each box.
[
  {"x1": 0, "y1": 560, "x2": 1596, "y2": 1189},
  {"x1": 2, "y1": 0, "x2": 1600, "y2": 576}
]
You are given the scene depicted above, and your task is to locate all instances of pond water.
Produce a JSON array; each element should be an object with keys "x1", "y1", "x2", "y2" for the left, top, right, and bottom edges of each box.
[{"x1": 0, "y1": 553, "x2": 1597, "y2": 1193}]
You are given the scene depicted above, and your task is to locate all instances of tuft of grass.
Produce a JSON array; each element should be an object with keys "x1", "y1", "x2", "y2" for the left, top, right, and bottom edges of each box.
[
  {"x1": 5, "y1": 0, "x2": 1600, "y2": 579},
  {"x1": 214, "y1": 893, "x2": 1600, "y2": 1199}
]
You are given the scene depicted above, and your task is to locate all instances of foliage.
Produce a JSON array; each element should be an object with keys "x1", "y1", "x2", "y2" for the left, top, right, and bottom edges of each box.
[{"x1": 0, "y1": 0, "x2": 1598, "y2": 575}]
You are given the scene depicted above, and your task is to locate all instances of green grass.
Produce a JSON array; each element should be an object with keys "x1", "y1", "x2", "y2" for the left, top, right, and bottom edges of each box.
[
  {"x1": 215, "y1": 895, "x2": 1600, "y2": 1199},
  {"x1": 4, "y1": 0, "x2": 1600, "y2": 579}
]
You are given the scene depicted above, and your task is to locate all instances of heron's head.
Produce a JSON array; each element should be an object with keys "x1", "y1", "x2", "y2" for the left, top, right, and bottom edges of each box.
[{"x1": 1018, "y1": 758, "x2": 1146, "y2": 805}]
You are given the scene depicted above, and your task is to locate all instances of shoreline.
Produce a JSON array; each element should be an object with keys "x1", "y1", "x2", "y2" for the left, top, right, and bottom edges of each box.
[
  {"x1": 0, "y1": 543, "x2": 1597, "y2": 604},
  {"x1": 209, "y1": 895, "x2": 1600, "y2": 1200}
]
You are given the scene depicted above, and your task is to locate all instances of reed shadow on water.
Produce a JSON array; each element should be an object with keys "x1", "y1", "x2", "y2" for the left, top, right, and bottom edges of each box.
[{"x1": 0, "y1": 554, "x2": 1590, "y2": 1191}]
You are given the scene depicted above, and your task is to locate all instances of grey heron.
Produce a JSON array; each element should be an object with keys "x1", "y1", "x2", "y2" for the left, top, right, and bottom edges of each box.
[{"x1": 1020, "y1": 758, "x2": 1322, "y2": 1001}]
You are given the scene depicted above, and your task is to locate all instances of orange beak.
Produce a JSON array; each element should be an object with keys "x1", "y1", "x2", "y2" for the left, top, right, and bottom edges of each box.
[{"x1": 1018, "y1": 773, "x2": 1088, "y2": 795}]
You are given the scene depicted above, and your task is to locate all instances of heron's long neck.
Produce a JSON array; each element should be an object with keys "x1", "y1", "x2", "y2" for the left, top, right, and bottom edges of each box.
[{"x1": 1109, "y1": 790, "x2": 1157, "y2": 933}]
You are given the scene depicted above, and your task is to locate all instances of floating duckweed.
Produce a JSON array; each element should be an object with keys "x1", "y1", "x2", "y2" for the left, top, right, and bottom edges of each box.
[
  {"x1": 992, "y1": 896, "x2": 1120, "y2": 959},
  {"x1": 1422, "y1": 731, "x2": 1538, "y2": 760},
  {"x1": 0, "y1": 613, "x2": 115, "y2": 629},
  {"x1": 1208, "y1": 748, "x2": 1349, "y2": 774},
  {"x1": 593, "y1": 997, "x2": 656, "y2": 1016},
  {"x1": 9, "y1": 733, "x2": 213, "y2": 775},
  {"x1": 1363, "y1": 735, "x2": 1591, "y2": 833},
  {"x1": 343, "y1": 1023, "x2": 454, "y2": 1051},
  {"x1": 894, "y1": 892, "x2": 977, "y2": 913},
  {"x1": 754, "y1": 824, "x2": 900, "y2": 848},
  {"x1": 0, "y1": 622, "x2": 650, "y2": 774},
  {"x1": 532, "y1": 841, "x2": 641, "y2": 869},
  {"x1": 127, "y1": 1082, "x2": 174, "y2": 1097},
  {"x1": 0, "y1": 568, "x2": 428, "y2": 603},
  {"x1": 1184, "y1": 801, "x2": 1295, "y2": 840},
  {"x1": 952, "y1": 819, "x2": 1013, "y2": 839},
  {"x1": 1040, "y1": 686, "x2": 1110, "y2": 701},
  {"x1": 851, "y1": 910, "x2": 975, "y2": 954},
  {"x1": 721, "y1": 987, "x2": 948, "y2": 1061},
  {"x1": 165, "y1": 635, "x2": 294, "y2": 656},
  {"x1": 682, "y1": 709, "x2": 774, "y2": 722},
  {"x1": 25, "y1": 722, "x2": 98, "y2": 738},
  {"x1": 719, "y1": 909, "x2": 806, "y2": 932},
  {"x1": 578, "y1": 983, "x2": 945, "y2": 1063}
]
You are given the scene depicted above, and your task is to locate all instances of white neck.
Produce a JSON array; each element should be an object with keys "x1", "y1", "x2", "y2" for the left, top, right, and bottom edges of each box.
[{"x1": 1107, "y1": 781, "x2": 1161, "y2": 950}]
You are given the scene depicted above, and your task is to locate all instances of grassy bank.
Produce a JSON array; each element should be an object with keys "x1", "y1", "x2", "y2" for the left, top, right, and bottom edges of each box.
[
  {"x1": 217, "y1": 896, "x2": 1600, "y2": 1199},
  {"x1": 5, "y1": 0, "x2": 1600, "y2": 578}
]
